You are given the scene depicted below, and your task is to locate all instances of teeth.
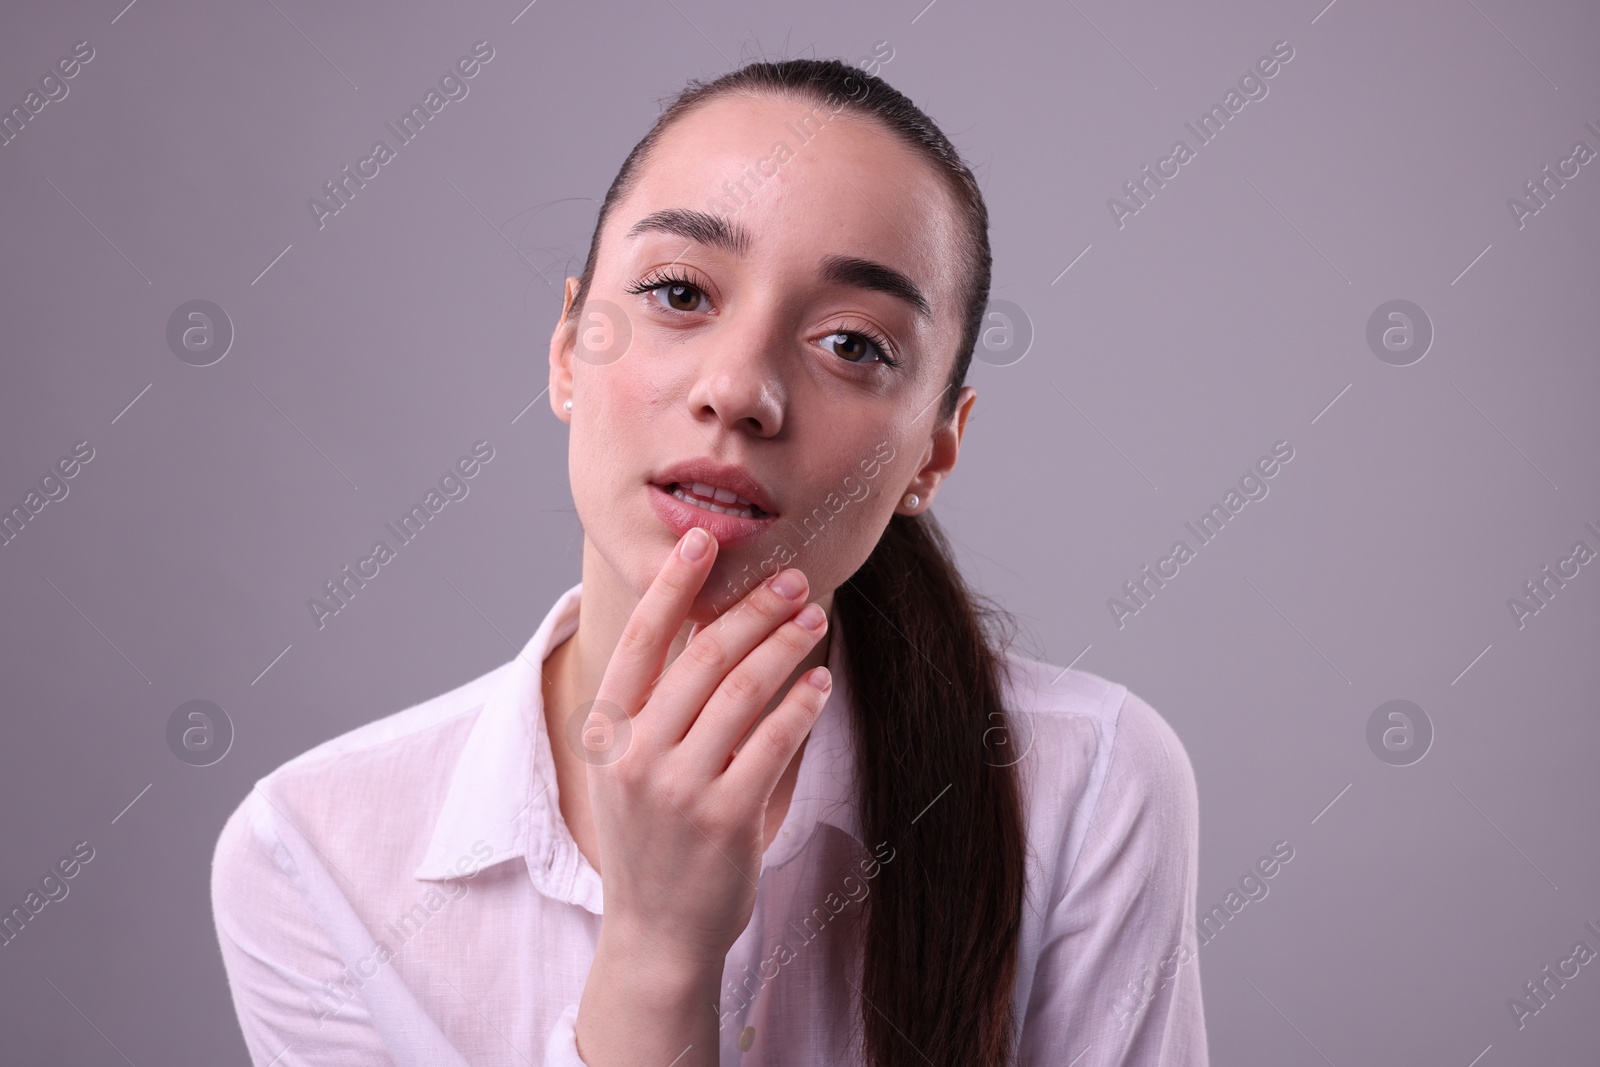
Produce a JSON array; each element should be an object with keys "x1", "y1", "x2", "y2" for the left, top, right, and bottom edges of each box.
[
  {"x1": 671, "y1": 484, "x2": 759, "y2": 518},
  {"x1": 680, "y1": 480, "x2": 760, "y2": 512},
  {"x1": 693, "y1": 481, "x2": 755, "y2": 508}
]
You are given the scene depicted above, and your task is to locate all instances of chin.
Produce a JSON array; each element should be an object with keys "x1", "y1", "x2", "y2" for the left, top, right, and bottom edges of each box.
[
  {"x1": 687, "y1": 594, "x2": 733, "y2": 625},
  {"x1": 604, "y1": 534, "x2": 735, "y2": 616},
  {"x1": 690, "y1": 557, "x2": 757, "y2": 619},
  {"x1": 596, "y1": 494, "x2": 783, "y2": 618}
]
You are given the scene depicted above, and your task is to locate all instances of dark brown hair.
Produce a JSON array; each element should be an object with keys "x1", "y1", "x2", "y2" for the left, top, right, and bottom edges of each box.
[{"x1": 566, "y1": 57, "x2": 1028, "y2": 1066}]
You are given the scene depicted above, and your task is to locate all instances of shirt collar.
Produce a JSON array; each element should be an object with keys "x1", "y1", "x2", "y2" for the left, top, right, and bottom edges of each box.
[
  {"x1": 413, "y1": 582, "x2": 582, "y2": 883},
  {"x1": 414, "y1": 582, "x2": 863, "y2": 890}
]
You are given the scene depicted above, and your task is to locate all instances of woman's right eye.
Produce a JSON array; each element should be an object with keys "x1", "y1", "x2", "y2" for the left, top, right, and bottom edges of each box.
[
  {"x1": 653, "y1": 282, "x2": 707, "y2": 313},
  {"x1": 627, "y1": 274, "x2": 711, "y2": 314}
]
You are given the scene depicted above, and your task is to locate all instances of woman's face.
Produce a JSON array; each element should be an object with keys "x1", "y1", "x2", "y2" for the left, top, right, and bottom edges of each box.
[{"x1": 550, "y1": 91, "x2": 976, "y2": 621}]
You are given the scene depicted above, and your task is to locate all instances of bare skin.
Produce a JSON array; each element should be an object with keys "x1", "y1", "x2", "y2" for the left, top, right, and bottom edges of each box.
[{"x1": 542, "y1": 89, "x2": 978, "y2": 1066}]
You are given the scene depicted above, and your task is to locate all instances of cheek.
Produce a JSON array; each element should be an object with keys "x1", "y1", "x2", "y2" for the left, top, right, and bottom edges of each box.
[
  {"x1": 570, "y1": 368, "x2": 665, "y2": 486},
  {"x1": 565, "y1": 363, "x2": 734, "y2": 601},
  {"x1": 566, "y1": 418, "x2": 676, "y2": 603},
  {"x1": 777, "y1": 459, "x2": 901, "y2": 592}
]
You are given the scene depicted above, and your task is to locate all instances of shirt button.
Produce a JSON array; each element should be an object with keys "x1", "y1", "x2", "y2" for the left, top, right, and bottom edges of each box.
[{"x1": 739, "y1": 1025, "x2": 755, "y2": 1051}]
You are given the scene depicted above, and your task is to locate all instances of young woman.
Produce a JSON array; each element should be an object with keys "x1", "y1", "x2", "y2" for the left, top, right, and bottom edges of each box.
[{"x1": 212, "y1": 58, "x2": 1207, "y2": 1066}]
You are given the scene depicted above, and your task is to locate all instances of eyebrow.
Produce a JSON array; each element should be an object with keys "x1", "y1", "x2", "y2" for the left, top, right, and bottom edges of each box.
[{"x1": 624, "y1": 208, "x2": 932, "y2": 321}]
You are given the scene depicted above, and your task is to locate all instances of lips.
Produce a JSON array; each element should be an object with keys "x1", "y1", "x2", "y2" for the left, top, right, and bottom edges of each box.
[
  {"x1": 650, "y1": 459, "x2": 778, "y2": 517},
  {"x1": 646, "y1": 458, "x2": 780, "y2": 549}
]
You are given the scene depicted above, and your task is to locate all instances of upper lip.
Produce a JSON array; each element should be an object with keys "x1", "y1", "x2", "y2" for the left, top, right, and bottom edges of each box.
[{"x1": 652, "y1": 458, "x2": 779, "y2": 516}]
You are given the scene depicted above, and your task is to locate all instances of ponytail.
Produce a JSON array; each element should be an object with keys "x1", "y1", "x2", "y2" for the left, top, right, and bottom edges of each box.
[{"x1": 836, "y1": 511, "x2": 1028, "y2": 1066}]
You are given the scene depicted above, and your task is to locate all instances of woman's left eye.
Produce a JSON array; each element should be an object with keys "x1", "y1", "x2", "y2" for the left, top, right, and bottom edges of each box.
[{"x1": 821, "y1": 330, "x2": 898, "y2": 367}]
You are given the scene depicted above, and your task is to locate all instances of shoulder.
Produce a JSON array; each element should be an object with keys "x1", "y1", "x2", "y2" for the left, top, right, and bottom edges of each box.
[
  {"x1": 996, "y1": 649, "x2": 1129, "y2": 732},
  {"x1": 995, "y1": 649, "x2": 1200, "y2": 873},
  {"x1": 210, "y1": 659, "x2": 510, "y2": 892},
  {"x1": 997, "y1": 647, "x2": 1197, "y2": 794}
]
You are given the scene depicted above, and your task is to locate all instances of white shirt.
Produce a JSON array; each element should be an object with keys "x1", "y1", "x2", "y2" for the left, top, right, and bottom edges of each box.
[{"x1": 211, "y1": 582, "x2": 1208, "y2": 1065}]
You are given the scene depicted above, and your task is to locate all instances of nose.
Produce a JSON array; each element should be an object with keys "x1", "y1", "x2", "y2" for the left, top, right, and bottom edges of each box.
[{"x1": 684, "y1": 318, "x2": 786, "y2": 437}]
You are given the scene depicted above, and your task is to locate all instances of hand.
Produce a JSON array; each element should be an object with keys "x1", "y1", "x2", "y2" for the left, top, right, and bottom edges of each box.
[{"x1": 586, "y1": 526, "x2": 832, "y2": 972}]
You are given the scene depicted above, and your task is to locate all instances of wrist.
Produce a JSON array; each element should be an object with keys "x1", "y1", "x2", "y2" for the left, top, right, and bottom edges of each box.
[
  {"x1": 591, "y1": 922, "x2": 724, "y2": 1007},
  {"x1": 577, "y1": 929, "x2": 724, "y2": 1065}
]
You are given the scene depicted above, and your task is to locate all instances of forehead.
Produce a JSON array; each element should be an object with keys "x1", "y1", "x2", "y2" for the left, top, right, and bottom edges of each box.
[{"x1": 612, "y1": 92, "x2": 965, "y2": 311}]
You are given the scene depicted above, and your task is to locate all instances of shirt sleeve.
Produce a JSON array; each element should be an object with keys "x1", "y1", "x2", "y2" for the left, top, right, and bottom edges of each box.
[
  {"x1": 542, "y1": 1002, "x2": 589, "y2": 1066},
  {"x1": 1019, "y1": 687, "x2": 1209, "y2": 1066},
  {"x1": 211, "y1": 785, "x2": 475, "y2": 1067},
  {"x1": 210, "y1": 786, "x2": 398, "y2": 1065}
]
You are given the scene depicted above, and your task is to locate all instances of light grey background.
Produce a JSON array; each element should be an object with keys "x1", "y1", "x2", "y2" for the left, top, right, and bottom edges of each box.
[{"x1": 2, "y1": 0, "x2": 1597, "y2": 1062}]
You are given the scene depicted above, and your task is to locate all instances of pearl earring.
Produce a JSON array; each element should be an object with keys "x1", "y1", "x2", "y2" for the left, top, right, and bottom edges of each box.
[
  {"x1": 903, "y1": 493, "x2": 919, "y2": 509},
  {"x1": 563, "y1": 399, "x2": 573, "y2": 413}
]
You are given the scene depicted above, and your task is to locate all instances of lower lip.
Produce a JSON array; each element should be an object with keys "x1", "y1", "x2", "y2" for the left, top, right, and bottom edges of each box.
[{"x1": 647, "y1": 483, "x2": 778, "y2": 548}]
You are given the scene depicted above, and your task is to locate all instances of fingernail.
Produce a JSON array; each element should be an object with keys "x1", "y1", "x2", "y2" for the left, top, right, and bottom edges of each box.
[
  {"x1": 770, "y1": 569, "x2": 804, "y2": 599},
  {"x1": 680, "y1": 527, "x2": 711, "y2": 561},
  {"x1": 807, "y1": 667, "x2": 832, "y2": 691},
  {"x1": 795, "y1": 603, "x2": 826, "y2": 631}
]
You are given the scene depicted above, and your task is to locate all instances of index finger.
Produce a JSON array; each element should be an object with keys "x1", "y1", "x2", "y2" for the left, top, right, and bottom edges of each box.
[{"x1": 595, "y1": 527, "x2": 718, "y2": 719}]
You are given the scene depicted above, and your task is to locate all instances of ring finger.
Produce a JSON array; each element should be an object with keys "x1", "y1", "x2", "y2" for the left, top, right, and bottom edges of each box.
[{"x1": 682, "y1": 599, "x2": 828, "y2": 778}]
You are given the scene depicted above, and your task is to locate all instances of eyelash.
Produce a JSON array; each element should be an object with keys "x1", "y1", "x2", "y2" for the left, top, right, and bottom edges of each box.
[{"x1": 623, "y1": 270, "x2": 903, "y2": 369}]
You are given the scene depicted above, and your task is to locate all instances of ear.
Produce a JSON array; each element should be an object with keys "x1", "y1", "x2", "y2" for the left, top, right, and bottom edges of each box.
[
  {"x1": 548, "y1": 276, "x2": 581, "y2": 423},
  {"x1": 898, "y1": 385, "x2": 976, "y2": 514}
]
